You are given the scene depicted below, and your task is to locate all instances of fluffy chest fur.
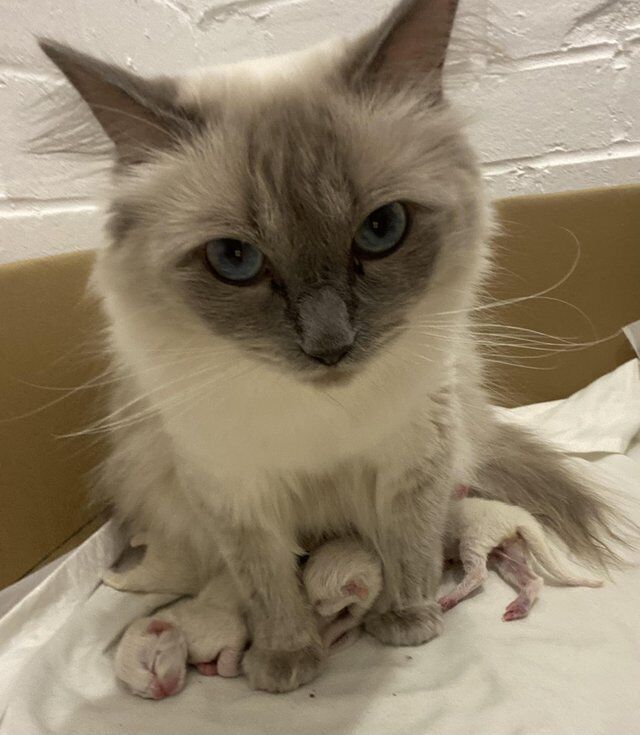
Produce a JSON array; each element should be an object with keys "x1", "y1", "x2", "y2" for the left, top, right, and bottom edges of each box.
[{"x1": 106, "y1": 303, "x2": 457, "y2": 538}]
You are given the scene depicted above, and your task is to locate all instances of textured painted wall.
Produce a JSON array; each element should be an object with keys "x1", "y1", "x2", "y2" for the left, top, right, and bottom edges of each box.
[{"x1": 0, "y1": 0, "x2": 638, "y2": 262}]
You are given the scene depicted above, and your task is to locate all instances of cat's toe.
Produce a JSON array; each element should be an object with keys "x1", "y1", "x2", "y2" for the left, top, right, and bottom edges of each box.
[
  {"x1": 115, "y1": 618, "x2": 188, "y2": 699},
  {"x1": 242, "y1": 644, "x2": 324, "y2": 693},
  {"x1": 365, "y1": 601, "x2": 443, "y2": 646}
]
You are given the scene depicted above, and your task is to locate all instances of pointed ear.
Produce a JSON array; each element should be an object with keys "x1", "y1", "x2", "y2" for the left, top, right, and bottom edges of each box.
[
  {"x1": 38, "y1": 39, "x2": 202, "y2": 165},
  {"x1": 345, "y1": 0, "x2": 459, "y2": 95}
]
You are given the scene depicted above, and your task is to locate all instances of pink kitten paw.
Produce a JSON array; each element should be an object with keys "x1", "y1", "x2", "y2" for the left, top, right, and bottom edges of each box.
[
  {"x1": 194, "y1": 648, "x2": 242, "y2": 678},
  {"x1": 502, "y1": 600, "x2": 530, "y2": 622},
  {"x1": 196, "y1": 661, "x2": 218, "y2": 676},
  {"x1": 438, "y1": 595, "x2": 458, "y2": 612}
]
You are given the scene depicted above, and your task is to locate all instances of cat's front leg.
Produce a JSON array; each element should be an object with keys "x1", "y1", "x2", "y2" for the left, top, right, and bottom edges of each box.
[
  {"x1": 365, "y1": 479, "x2": 448, "y2": 646},
  {"x1": 217, "y1": 524, "x2": 324, "y2": 693}
]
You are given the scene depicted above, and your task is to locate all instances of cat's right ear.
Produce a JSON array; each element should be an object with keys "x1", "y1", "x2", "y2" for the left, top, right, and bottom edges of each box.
[
  {"x1": 343, "y1": 0, "x2": 459, "y2": 97},
  {"x1": 38, "y1": 40, "x2": 202, "y2": 165}
]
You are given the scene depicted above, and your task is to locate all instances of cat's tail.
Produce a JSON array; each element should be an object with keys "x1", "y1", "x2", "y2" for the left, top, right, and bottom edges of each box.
[
  {"x1": 473, "y1": 420, "x2": 638, "y2": 571},
  {"x1": 516, "y1": 521, "x2": 603, "y2": 588}
]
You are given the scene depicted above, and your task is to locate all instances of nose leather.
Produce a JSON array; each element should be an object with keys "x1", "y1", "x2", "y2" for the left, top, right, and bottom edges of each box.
[{"x1": 297, "y1": 287, "x2": 356, "y2": 366}]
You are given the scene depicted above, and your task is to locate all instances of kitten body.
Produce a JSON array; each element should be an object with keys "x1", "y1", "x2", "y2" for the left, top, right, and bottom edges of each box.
[{"x1": 440, "y1": 495, "x2": 603, "y2": 619}]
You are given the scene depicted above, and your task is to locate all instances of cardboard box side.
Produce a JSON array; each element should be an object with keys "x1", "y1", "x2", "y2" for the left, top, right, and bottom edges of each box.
[{"x1": 0, "y1": 250, "x2": 108, "y2": 589}]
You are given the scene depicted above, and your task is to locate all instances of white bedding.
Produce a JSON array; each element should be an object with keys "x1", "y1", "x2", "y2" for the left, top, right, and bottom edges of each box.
[{"x1": 1, "y1": 361, "x2": 639, "y2": 735}]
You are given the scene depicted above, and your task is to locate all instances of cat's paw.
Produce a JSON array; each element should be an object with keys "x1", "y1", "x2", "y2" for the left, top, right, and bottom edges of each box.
[
  {"x1": 115, "y1": 618, "x2": 188, "y2": 699},
  {"x1": 364, "y1": 602, "x2": 443, "y2": 646},
  {"x1": 242, "y1": 644, "x2": 324, "y2": 693}
]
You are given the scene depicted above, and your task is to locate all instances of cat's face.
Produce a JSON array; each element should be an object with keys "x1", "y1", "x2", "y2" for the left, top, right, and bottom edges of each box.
[
  {"x1": 110, "y1": 86, "x2": 481, "y2": 382},
  {"x1": 43, "y1": 0, "x2": 489, "y2": 386}
]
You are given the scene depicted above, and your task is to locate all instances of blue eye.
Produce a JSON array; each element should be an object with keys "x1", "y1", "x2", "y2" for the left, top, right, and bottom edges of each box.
[
  {"x1": 205, "y1": 239, "x2": 265, "y2": 284},
  {"x1": 354, "y1": 202, "x2": 408, "y2": 258}
]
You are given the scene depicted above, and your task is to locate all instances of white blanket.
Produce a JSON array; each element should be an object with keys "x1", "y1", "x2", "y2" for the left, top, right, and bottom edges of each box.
[{"x1": 1, "y1": 361, "x2": 639, "y2": 734}]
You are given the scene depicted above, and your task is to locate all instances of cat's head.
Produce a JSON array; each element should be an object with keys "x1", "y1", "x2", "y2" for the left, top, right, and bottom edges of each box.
[{"x1": 41, "y1": 0, "x2": 489, "y2": 386}]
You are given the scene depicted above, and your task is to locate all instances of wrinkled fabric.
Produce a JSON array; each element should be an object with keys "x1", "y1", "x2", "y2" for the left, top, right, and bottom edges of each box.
[
  {"x1": 1, "y1": 362, "x2": 639, "y2": 735},
  {"x1": 495, "y1": 359, "x2": 640, "y2": 455}
]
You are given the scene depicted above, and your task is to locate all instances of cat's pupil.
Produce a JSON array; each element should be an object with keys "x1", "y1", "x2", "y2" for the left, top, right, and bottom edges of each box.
[
  {"x1": 353, "y1": 202, "x2": 408, "y2": 259},
  {"x1": 204, "y1": 238, "x2": 264, "y2": 284},
  {"x1": 370, "y1": 210, "x2": 389, "y2": 236},
  {"x1": 227, "y1": 243, "x2": 244, "y2": 264}
]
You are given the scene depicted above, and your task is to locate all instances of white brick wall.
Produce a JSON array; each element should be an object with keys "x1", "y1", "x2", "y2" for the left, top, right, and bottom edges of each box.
[{"x1": 0, "y1": 0, "x2": 638, "y2": 263}]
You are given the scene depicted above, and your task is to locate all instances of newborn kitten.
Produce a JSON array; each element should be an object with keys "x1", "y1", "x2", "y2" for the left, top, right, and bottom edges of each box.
[
  {"x1": 113, "y1": 538, "x2": 382, "y2": 699},
  {"x1": 440, "y1": 490, "x2": 603, "y2": 621},
  {"x1": 40, "y1": 0, "x2": 625, "y2": 693}
]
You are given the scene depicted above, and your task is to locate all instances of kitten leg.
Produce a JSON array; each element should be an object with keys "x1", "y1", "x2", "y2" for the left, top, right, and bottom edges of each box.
[
  {"x1": 365, "y1": 479, "x2": 449, "y2": 646},
  {"x1": 491, "y1": 538, "x2": 544, "y2": 621},
  {"x1": 163, "y1": 578, "x2": 247, "y2": 678},
  {"x1": 303, "y1": 538, "x2": 382, "y2": 651},
  {"x1": 214, "y1": 524, "x2": 324, "y2": 693},
  {"x1": 438, "y1": 545, "x2": 489, "y2": 611}
]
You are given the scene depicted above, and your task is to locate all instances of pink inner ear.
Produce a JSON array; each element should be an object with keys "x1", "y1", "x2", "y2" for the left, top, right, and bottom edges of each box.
[
  {"x1": 454, "y1": 484, "x2": 469, "y2": 500},
  {"x1": 377, "y1": 0, "x2": 458, "y2": 75},
  {"x1": 343, "y1": 580, "x2": 368, "y2": 600},
  {"x1": 147, "y1": 620, "x2": 173, "y2": 635}
]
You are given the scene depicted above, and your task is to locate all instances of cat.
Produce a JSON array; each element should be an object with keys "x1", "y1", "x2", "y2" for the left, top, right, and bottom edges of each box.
[{"x1": 40, "y1": 0, "x2": 626, "y2": 693}]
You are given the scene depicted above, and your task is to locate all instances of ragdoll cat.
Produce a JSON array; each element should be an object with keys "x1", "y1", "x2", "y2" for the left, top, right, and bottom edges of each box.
[{"x1": 40, "y1": 0, "x2": 626, "y2": 693}]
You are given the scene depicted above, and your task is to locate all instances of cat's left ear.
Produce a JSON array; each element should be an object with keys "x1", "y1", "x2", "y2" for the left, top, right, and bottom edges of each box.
[
  {"x1": 344, "y1": 0, "x2": 459, "y2": 96},
  {"x1": 38, "y1": 39, "x2": 202, "y2": 165}
]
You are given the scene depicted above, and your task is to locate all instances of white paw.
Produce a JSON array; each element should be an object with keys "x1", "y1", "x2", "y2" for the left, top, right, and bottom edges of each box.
[{"x1": 115, "y1": 618, "x2": 188, "y2": 699}]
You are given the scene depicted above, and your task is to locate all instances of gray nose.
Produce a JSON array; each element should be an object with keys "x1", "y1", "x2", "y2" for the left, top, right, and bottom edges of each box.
[
  {"x1": 306, "y1": 343, "x2": 353, "y2": 366},
  {"x1": 297, "y1": 287, "x2": 356, "y2": 366}
]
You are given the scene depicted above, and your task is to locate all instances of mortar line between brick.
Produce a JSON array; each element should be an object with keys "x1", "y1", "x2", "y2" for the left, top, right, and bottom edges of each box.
[
  {"x1": 0, "y1": 201, "x2": 100, "y2": 219},
  {"x1": 483, "y1": 142, "x2": 640, "y2": 176},
  {"x1": 0, "y1": 64, "x2": 57, "y2": 83},
  {"x1": 487, "y1": 42, "x2": 618, "y2": 74}
]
